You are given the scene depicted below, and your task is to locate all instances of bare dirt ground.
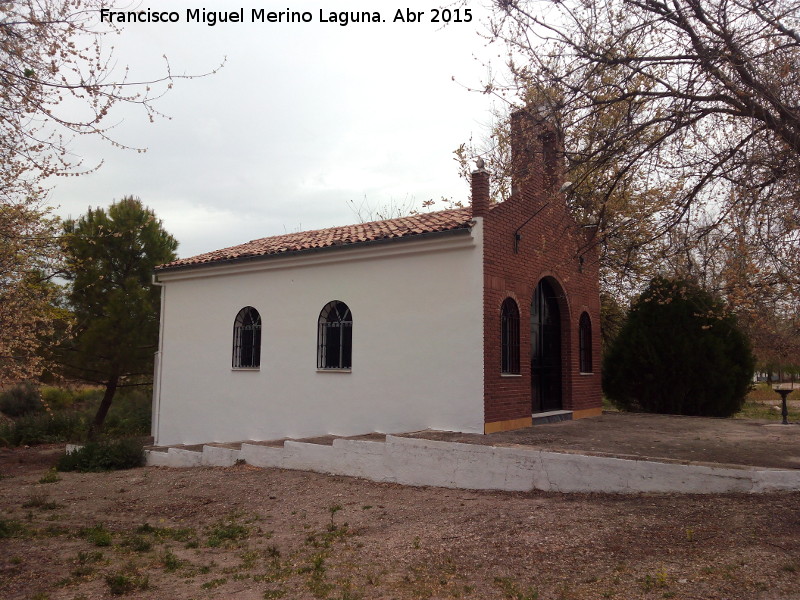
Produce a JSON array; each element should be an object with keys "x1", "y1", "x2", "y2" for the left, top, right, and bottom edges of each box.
[{"x1": 1, "y1": 424, "x2": 800, "y2": 600}]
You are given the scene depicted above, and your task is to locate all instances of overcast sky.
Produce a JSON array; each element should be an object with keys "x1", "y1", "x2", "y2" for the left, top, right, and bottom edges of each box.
[{"x1": 50, "y1": 1, "x2": 500, "y2": 259}]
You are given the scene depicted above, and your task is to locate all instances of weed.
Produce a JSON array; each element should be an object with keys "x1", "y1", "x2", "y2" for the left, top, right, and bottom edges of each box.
[
  {"x1": 136, "y1": 522, "x2": 195, "y2": 542},
  {"x1": 240, "y1": 550, "x2": 261, "y2": 569},
  {"x1": 263, "y1": 588, "x2": 286, "y2": 599},
  {"x1": 0, "y1": 518, "x2": 28, "y2": 538},
  {"x1": 201, "y1": 577, "x2": 227, "y2": 589},
  {"x1": 781, "y1": 563, "x2": 797, "y2": 572},
  {"x1": 105, "y1": 572, "x2": 149, "y2": 595},
  {"x1": 412, "y1": 536, "x2": 421, "y2": 549},
  {"x1": 685, "y1": 528, "x2": 694, "y2": 542},
  {"x1": 77, "y1": 550, "x2": 104, "y2": 564},
  {"x1": 162, "y1": 549, "x2": 183, "y2": 572},
  {"x1": 123, "y1": 535, "x2": 152, "y2": 552},
  {"x1": 22, "y1": 492, "x2": 61, "y2": 510},
  {"x1": 494, "y1": 576, "x2": 539, "y2": 600},
  {"x1": 641, "y1": 567, "x2": 669, "y2": 591},
  {"x1": 207, "y1": 517, "x2": 249, "y2": 547},
  {"x1": 71, "y1": 563, "x2": 95, "y2": 578},
  {"x1": 43, "y1": 524, "x2": 69, "y2": 537},
  {"x1": 266, "y1": 545, "x2": 281, "y2": 558},
  {"x1": 328, "y1": 503, "x2": 343, "y2": 524},
  {"x1": 362, "y1": 505, "x2": 373, "y2": 510},
  {"x1": 81, "y1": 524, "x2": 113, "y2": 547},
  {"x1": 38, "y1": 468, "x2": 61, "y2": 484}
]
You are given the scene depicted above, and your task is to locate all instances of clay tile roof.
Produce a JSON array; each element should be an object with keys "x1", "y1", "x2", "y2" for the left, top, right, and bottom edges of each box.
[{"x1": 157, "y1": 207, "x2": 473, "y2": 271}]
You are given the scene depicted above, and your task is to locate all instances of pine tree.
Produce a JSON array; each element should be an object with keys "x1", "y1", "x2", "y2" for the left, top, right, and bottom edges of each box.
[{"x1": 60, "y1": 198, "x2": 178, "y2": 437}]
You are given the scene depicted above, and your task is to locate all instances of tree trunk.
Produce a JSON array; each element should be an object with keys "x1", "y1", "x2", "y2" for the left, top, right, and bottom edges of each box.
[{"x1": 88, "y1": 375, "x2": 119, "y2": 441}]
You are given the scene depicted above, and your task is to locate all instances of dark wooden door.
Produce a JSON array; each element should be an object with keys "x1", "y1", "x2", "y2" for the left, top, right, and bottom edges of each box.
[{"x1": 531, "y1": 280, "x2": 562, "y2": 412}]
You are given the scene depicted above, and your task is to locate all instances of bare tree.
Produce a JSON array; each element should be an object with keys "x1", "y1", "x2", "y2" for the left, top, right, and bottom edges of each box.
[
  {"x1": 478, "y1": 0, "x2": 800, "y2": 300},
  {"x1": 0, "y1": 0, "x2": 219, "y2": 384}
]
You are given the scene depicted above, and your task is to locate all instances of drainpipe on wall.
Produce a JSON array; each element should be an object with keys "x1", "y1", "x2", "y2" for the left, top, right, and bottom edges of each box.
[{"x1": 151, "y1": 273, "x2": 166, "y2": 446}]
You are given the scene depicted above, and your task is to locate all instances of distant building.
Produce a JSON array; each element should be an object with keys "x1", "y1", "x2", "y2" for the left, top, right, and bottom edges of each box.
[{"x1": 151, "y1": 110, "x2": 602, "y2": 446}]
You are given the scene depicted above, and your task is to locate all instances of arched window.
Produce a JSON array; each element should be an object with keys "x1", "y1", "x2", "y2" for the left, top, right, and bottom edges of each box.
[
  {"x1": 501, "y1": 297, "x2": 520, "y2": 374},
  {"x1": 232, "y1": 306, "x2": 261, "y2": 369},
  {"x1": 318, "y1": 301, "x2": 352, "y2": 370},
  {"x1": 579, "y1": 312, "x2": 592, "y2": 373}
]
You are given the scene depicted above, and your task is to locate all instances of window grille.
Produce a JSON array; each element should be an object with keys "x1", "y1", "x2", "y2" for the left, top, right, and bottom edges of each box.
[
  {"x1": 232, "y1": 306, "x2": 262, "y2": 368},
  {"x1": 318, "y1": 301, "x2": 352, "y2": 369},
  {"x1": 579, "y1": 312, "x2": 592, "y2": 373},
  {"x1": 501, "y1": 297, "x2": 520, "y2": 374}
]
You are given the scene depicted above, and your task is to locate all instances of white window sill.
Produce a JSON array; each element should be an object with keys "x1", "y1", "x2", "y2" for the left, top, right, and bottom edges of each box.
[
  {"x1": 316, "y1": 368, "x2": 352, "y2": 373},
  {"x1": 232, "y1": 367, "x2": 260, "y2": 371},
  {"x1": 501, "y1": 373, "x2": 522, "y2": 377},
  {"x1": 579, "y1": 372, "x2": 594, "y2": 376}
]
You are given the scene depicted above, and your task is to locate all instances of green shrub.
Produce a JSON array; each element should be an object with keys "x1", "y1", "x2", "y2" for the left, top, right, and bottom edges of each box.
[
  {"x1": 0, "y1": 411, "x2": 86, "y2": 447},
  {"x1": 57, "y1": 438, "x2": 145, "y2": 472},
  {"x1": 102, "y1": 388, "x2": 152, "y2": 438},
  {"x1": 603, "y1": 277, "x2": 755, "y2": 417},
  {"x1": 0, "y1": 382, "x2": 43, "y2": 417},
  {"x1": 40, "y1": 386, "x2": 76, "y2": 410}
]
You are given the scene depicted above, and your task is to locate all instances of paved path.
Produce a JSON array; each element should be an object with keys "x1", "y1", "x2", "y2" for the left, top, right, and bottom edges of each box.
[{"x1": 408, "y1": 412, "x2": 800, "y2": 470}]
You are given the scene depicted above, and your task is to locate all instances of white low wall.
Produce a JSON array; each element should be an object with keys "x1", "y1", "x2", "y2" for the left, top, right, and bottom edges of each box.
[{"x1": 145, "y1": 436, "x2": 800, "y2": 494}]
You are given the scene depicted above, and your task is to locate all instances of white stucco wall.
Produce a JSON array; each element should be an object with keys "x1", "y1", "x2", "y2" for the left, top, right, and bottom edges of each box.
[{"x1": 152, "y1": 222, "x2": 484, "y2": 445}]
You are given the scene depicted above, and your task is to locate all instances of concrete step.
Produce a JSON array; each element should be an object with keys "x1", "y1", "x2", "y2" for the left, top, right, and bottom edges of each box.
[{"x1": 532, "y1": 410, "x2": 573, "y2": 425}]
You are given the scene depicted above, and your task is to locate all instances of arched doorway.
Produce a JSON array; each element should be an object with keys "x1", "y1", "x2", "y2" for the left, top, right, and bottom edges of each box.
[{"x1": 531, "y1": 279, "x2": 562, "y2": 412}]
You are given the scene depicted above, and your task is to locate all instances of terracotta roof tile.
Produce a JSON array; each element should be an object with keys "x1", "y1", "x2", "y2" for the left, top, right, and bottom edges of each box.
[{"x1": 157, "y1": 207, "x2": 473, "y2": 271}]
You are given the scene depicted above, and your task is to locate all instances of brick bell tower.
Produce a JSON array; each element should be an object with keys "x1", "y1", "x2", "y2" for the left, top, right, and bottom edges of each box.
[{"x1": 474, "y1": 107, "x2": 602, "y2": 434}]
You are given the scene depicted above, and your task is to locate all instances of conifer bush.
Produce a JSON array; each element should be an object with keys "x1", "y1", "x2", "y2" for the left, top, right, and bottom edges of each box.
[
  {"x1": 603, "y1": 277, "x2": 754, "y2": 417},
  {"x1": 0, "y1": 382, "x2": 43, "y2": 417}
]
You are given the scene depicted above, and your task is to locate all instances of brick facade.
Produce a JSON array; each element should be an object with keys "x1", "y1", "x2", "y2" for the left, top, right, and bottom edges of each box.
[{"x1": 476, "y1": 109, "x2": 602, "y2": 431}]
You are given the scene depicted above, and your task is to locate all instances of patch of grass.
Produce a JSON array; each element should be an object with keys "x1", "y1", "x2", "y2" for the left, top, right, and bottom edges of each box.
[
  {"x1": 206, "y1": 517, "x2": 249, "y2": 547},
  {"x1": 77, "y1": 550, "x2": 104, "y2": 564},
  {"x1": 38, "y1": 467, "x2": 61, "y2": 484},
  {"x1": 122, "y1": 534, "x2": 152, "y2": 552},
  {"x1": 0, "y1": 518, "x2": 29, "y2": 538},
  {"x1": 201, "y1": 577, "x2": 227, "y2": 589},
  {"x1": 239, "y1": 549, "x2": 261, "y2": 569},
  {"x1": 494, "y1": 576, "x2": 539, "y2": 600},
  {"x1": 42, "y1": 524, "x2": 69, "y2": 537},
  {"x1": 105, "y1": 572, "x2": 149, "y2": 595},
  {"x1": 21, "y1": 492, "x2": 62, "y2": 510},
  {"x1": 736, "y1": 385, "x2": 800, "y2": 421},
  {"x1": 135, "y1": 522, "x2": 197, "y2": 547},
  {"x1": 81, "y1": 524, "x2": 113, "y2": 547}
]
